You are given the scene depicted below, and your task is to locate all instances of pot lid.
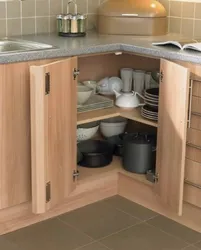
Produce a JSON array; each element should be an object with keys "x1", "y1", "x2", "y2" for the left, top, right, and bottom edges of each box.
[
  {"x1": 124, "y1": 133, "x2": 152, "y2": 145},
  {"x1": 98, "y1": 0, "x2": 167, "y2": 18}
]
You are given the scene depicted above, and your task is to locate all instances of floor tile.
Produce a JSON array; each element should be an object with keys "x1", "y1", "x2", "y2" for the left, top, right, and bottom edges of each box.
[
  {"x1": 59, "y1": 200, "x2": 140, "y2": 240},
  {"x1": 184, "y1": 246, "x2": 200, "y2": 250},
  {"x1": 77, "y1": 242, "x2": 110, "y2": 250},
  {"x1": 0, "y1": 237, "x2": 20, "y2": 250},
  {"x1": 100, "y1": 222, "x2": 188, "y2": 250},
  {"x1": 104, "y1": 195, "x2": 157, "y2": 221},
  {"x1": 195, "y1": 240, "x2": 201, "y2": 249},
  {"x1": 4, "y1": 218, "x2": 92, "y2": 250},
  {"x1": 148, "y1": 215, "x2": 201, "y2": 244}
]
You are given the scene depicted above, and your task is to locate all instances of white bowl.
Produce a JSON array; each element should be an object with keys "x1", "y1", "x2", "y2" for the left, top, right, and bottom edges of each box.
[
  {"x1": 77, "y1": 85, "x2": 93, "y2": 105},
  {"x1": 100, "y1": 117, "x2": 128, "y2": 137},
  {"x1": 82, "y1": 80, "x2": 97, "y2": 94},
  {"x1": 77, "y1": 122, "x2": 100, "y2": 141}
]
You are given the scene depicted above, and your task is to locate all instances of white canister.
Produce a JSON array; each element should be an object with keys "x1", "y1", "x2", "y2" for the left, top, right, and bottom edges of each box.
[
  {"x1": 145, "y1": 72, "x2": 151, "y2": 90},
  {"x1": 120, "y1": 68, "x2": 133, "y2": 93},
  {"x1": 133, "y1": 70, "x2": 145, "y2": 95}
]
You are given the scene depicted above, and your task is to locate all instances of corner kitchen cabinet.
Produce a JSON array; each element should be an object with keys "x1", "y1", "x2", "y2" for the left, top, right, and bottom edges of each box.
[{"x1": 0, "y1": 52, "x2": 199, "y2": 235}]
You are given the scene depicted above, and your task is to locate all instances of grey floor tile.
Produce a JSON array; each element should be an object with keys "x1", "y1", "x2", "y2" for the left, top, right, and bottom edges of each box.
[
  {"x1": 77, "y1": 242, "x2": 110, "y2": 250},
  {"x1": 59, "y1": 200, "x2": 141, "y2": 240},
  {"x1": 195, "y1": 240, "x2": 201, "y2": 249},
  {"x1": 0, "y1": 237, "x2": 20, "y2": 250},
  {"x1": 4, "y1": 218, "x2": 92, "y2": 250},
  {"x1": 100, "y1": 222, "x2": 188, "y2": 250},
  {"x1": 184, "y1": 246, "x2": 200, "y2": 250},
  {"x1": 104, "y1": 195, "x2": 157, "y2": 221},
  {"x1": 148, "y1": 215, "x2": 201, "y2": 244}
]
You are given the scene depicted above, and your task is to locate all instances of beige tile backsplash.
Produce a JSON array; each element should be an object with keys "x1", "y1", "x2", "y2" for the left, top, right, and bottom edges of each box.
[
  {"x1": 159, "y1": 0, "x2": 201, "y2": 38},
  {"x1": 0, "y1": 0, "x2": 201, "y2": 38},
  {"x1": 0, "y1": 0, "x2": 100, "y2": 36}
]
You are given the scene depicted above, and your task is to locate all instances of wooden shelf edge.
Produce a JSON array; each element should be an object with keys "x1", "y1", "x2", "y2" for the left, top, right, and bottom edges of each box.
[{"x1": 77, "y1": 106, "x2": 158, "y2": 127}]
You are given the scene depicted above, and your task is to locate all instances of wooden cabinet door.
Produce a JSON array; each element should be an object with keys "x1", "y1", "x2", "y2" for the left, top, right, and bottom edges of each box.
[
  {"x1": 30, "y1": 58, "x2": 77, "y2": 214},
  {"x1": 155, "y1": 59, "x2": 190, "y2": 216}
]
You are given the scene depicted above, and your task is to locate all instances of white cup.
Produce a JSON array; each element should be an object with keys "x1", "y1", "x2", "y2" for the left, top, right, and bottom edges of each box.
[
  {"x1": 120, "y1": 68, "x2": 133, "y2": 93},
  {"x1": 145, "y1": 72, "x2": 151, "y2": 90},
  {"x1": 133, "y1": 70, "x2": 145, "y2": 95}
]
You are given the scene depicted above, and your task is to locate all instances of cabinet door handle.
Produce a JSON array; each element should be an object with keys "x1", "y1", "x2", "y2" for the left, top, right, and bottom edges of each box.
[
  {"x1": 185, "y1": 179, "x2": 201, "y2": 190},
  {"x1": 187, "y1": 79, "x2": 193, "y2": 128}
]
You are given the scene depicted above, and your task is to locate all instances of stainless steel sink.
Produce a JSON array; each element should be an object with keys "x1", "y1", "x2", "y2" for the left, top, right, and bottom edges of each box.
[{"x1": 0, "y1": 38, "x2": 55, "y2": 53}]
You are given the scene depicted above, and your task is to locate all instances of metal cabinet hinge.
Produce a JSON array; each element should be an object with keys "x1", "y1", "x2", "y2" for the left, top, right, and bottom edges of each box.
[
  {"x1": 73, "y1": 68, "x2": 80, "y2": 80},
  {"x1": 146, "y1": 170, "x2": 159, "y2": 183},
  {"x1": 45, "y1": 72, "x2": 50, "y2": 95},
  {"x1": 46, "y1": 182, "x2": 51, "y2": 203},
  {"x1": 160, "y1": 71, "x2": 164, "y2": 83},
  {"x1": 73, "y1": 170, "x2": 79, "y2": 181}
]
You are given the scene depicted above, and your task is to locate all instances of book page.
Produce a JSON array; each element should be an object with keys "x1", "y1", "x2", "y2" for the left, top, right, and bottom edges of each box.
[
  {"x1": 183, "y1": 43, "x2": 201, "y2": 52},
  {"x1": 152, "y1": 41, "x2": 183, "y2": 49}
]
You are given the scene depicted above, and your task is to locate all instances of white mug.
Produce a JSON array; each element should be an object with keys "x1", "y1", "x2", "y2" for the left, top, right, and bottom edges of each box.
[
  {"x1": 120, "y1": 68, "x2": 133, "y2": 93},
  {"x1": 133, "y1": 70, "x2": 145, "y2": 95}
]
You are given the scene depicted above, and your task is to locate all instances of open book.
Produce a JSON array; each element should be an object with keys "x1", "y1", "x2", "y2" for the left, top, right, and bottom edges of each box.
[{"x1": 152, "y1": 40, "x2": 201, "y2": 52}]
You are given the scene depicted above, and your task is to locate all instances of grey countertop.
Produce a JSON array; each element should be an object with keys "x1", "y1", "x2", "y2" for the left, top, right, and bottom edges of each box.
[{"x1": 1, "y1": 31, "x2": 201, "y2": 64}]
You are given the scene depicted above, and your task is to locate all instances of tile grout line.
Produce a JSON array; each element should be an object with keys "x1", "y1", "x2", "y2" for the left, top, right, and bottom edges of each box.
[
  {"x1": 57, "y1": 213, "x2": 143, "y2": 243},
  {"x1": 56, "y1": 217, "x2": 95, "y2": 241},
  {"x1": 144, "y1": 221, "x2": 195, "y2": 246}
]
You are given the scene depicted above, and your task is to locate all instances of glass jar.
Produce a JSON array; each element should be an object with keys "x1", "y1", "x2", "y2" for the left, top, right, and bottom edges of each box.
[
  {"x1": 78, "y1": 15, "x2": 86, "y2": 33},
  {"x1": 62, "y1": 14, "x2": 72, "y2": 33},
  {"x1": 56, "y1": 14, "x2": 64, "y2": 33}
]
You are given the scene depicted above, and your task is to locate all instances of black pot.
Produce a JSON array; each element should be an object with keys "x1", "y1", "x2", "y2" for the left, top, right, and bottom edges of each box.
[
  {"x1": 78, "y1": 140, "x2": 113, "y2": 168},
  {"x1": 123, "y1": 133, "x2": 156, "y2": 174},
  {"x1": 106, "y1": 133, "x2": 126, "y2": 156}
]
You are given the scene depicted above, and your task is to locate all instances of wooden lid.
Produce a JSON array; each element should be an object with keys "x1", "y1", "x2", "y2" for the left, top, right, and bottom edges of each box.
[{"x1": 98, "y1": 0, "x2": 167, "y2": 18}]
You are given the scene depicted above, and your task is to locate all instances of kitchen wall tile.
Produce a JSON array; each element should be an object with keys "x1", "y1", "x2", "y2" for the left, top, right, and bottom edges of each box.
[
  {"x1": 50, "y1": 16, "x2": 57, "y2": 32},
  {"x1": 182, "y1": 2, "x2": 195, "y2": 18},
  {"x1": 88, "y1": 0, "x2": 100, "y2": 14},
  {"x1": 194, "y1": 20, "x2": 201, "y2": 38},
  {"x1": 7, "y1": 1, "x2": 21, "y2": 19},
  {"x1": 36, "y1": 17, "x2": 49, "y2": 33},
  {"x1": 36, "y1": 0, "x2": 49, "y2": 17},
  {"x1": 0, "y1": 2, "x2": 6, "y2": 19},
  {"x1": 50, "y1": 0, "x2": 62, "y2": 16},
  {"x1": 87, "y1": 14, "x2": 98, "y2": 30},
  {"x1": 0, "y1": 19, "x2": 6, "y2": 37},
  {"x1": 195, "y1": 3, "x2": 201, "y2": 19},
  {"x1": 22, "y1": 18, "x2": 36, "y2": 35},
  {"x1": 170, "y1": 1, "x2": 182, "y2": 17},
  {"x1": 22, "y1": 0, "x2": 35, "y2": 18},
  {"x1": 181, "y1": 19, "x2": 194, "y2": 37},
  {"x1": 169, "y1": 17, "x2": 181, "y2": 34},
  {"x1": 7, "y1": 19, "x2": 21, "y2": 36},
  {"x1": 76, "y1": 0, "x2": 88, "y2": 14}
]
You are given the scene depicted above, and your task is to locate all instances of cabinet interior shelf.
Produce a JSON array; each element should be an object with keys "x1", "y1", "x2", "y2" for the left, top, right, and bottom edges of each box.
[
  {"x1": 78, "y1": 156, "x2": 153, "y2": 187},
  {"x1": 77, "y1": 107, "x2": 158, "y2": 127}
]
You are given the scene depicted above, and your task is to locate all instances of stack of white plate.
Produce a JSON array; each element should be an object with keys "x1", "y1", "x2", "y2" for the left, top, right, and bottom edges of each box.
[{"x1": 141, "y1": 88, "x2": 159, "y2": 121}]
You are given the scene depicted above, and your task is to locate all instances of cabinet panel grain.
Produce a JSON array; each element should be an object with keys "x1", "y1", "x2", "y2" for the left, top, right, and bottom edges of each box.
[{"x1": 0, "y1": 59, "x2": 54, "y2": 209}]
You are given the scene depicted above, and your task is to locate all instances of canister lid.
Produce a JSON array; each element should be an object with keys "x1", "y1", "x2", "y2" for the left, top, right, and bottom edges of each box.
[
  {"x1": 71, "y1": 14, "x2": 79, "y2": 20},
  {"x1": 98, "y1": 0, "x2": 167, "y2": 18},
  {"x1": 63, "y1": 14, "x2": 72, "y2": 19},
  {"x1": 78, "y1": 14, "x2": 87, "y2": 20},
  {"x1": 57, "y1": 14, "x2": 64, "y2": 19}
]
